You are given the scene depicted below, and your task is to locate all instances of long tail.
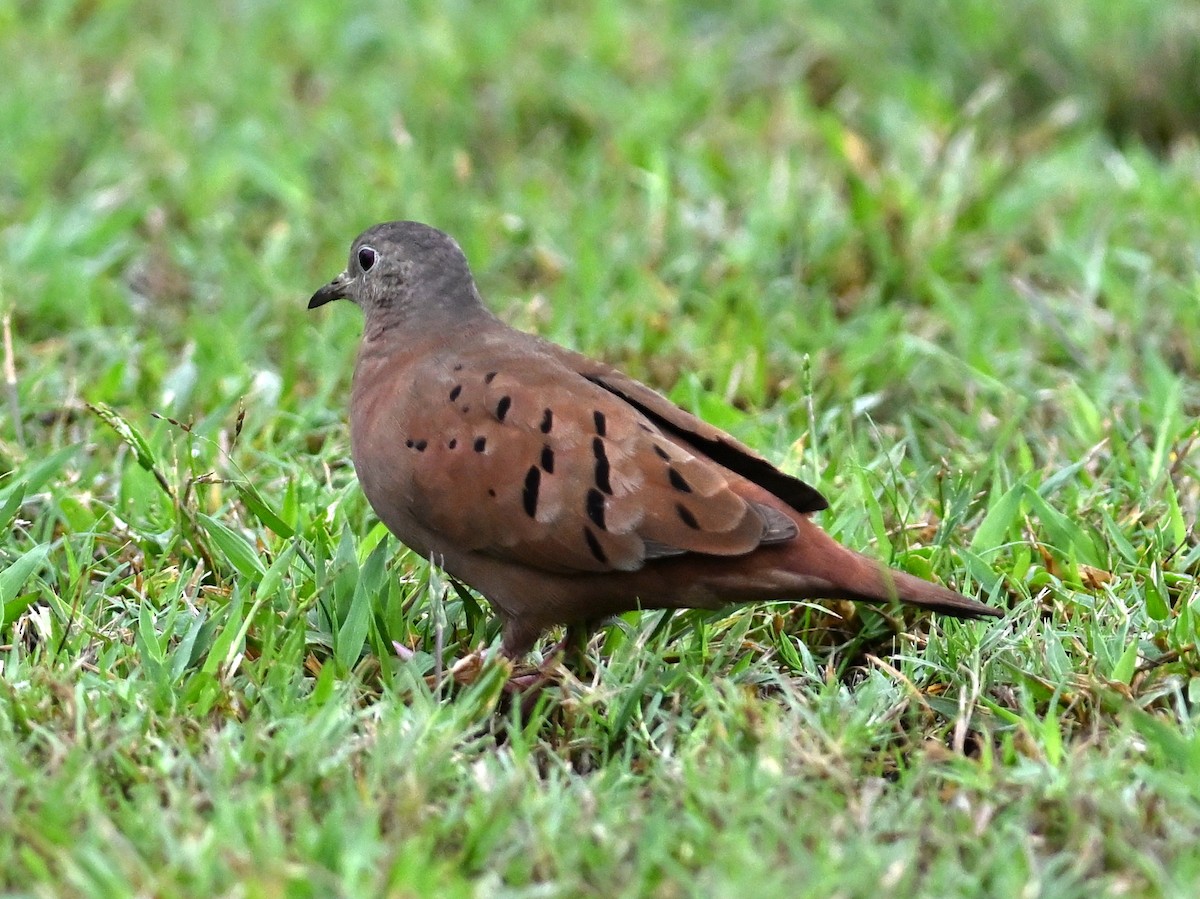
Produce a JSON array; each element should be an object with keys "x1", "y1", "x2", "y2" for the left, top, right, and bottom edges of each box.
[
  {"x1": 787, "y1": 516, "x2": 1004, "y2": 620},
  {"x1": 867, "y1": 563, "x2": 1002, "y2": 619}
]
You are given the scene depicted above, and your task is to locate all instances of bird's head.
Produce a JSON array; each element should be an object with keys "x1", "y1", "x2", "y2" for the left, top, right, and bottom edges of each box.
[{"x1": 309, "y1": 221, "x2": 485, "y2": 327}]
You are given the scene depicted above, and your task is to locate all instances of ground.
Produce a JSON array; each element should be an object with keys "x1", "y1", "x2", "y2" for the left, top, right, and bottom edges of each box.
[{"x1": 2, "y1": 1, "x2": 1199, "y2": 896}]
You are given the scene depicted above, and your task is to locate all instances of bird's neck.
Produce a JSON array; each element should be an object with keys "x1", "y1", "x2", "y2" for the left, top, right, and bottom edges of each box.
[
  {"x1": 363, "y1": 279, "x2": 495, "y2": 334},
  {"x1": 358, "y1": 300, "x2": 499, "y2": 359}
]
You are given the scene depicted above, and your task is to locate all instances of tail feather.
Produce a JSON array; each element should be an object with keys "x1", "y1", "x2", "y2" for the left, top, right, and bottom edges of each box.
[
  {"x1": 787, "y1": 517, "x2": 1004, "y2": 620},
  {"x1": 874, "y1": 565, "x2": 1003, "y2": 619}
]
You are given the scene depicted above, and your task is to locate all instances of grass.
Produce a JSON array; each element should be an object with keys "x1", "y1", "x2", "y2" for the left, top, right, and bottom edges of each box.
[{"x1": 2, "y1": 0, "x2": 1199, "y2": 895}]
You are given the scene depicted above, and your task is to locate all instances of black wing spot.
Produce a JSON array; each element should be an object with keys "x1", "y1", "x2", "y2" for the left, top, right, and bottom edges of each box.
[
  {"x1": 668, "y1": 467, "x2": 692, "y2": 493},
  {"x1": 583, "y1": 526, "x2": 608, "y2": 564},
  {"x1": 495, "y1": 396, "x2": 511, "y2": 421},
  {"x1": 448, "y1": 438, "x2": 457, "y2": 449},
  {"x1": 584, "y1": 374, "x2": 830, "y2": 514},
  {"x1": 488, "y1": 488, "x2": 496, "y2": 497},
  {"x1": 449, "y1": 385, "x2": 462, "y2": 401},
  {"x1": 676, "y1": 504, "x2": 700, "y2": 529},
  {"x1": 593, "y1": 410, "x2": 607, "y2": 436},
  {"x1": 541, "y1": 445, "x2": 555, "y2": 473},
  {"x1": 414, "y1": 439, "x2": 427, "y2": 452},
  {"x1": 522, "y1": 466, "x2": 541, "y2": 518},
  {"x1": 405, "y1": 439, "x2": 414, "y2": 449},
  {"x1": 540, "y1": 408, "x2": 553, "y2": 433},
  {"x1": 484, "y1": 371, "x2": 497, "y2": 383},
  {"x1": 592, "y1": 438, "x2": 612, "y2": 495},
  {"x1": 474, "y1": 437, "x2": 487, "y2": 452},
  {"x1": 585, "y1": 488, "x2": 607, "y2": 530},
  {"x1": 653, "y1": 445, "x2": 671, "y2": 461}
]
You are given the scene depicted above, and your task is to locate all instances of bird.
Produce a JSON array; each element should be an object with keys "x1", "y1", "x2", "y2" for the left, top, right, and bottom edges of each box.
[{"x1": 309, "y1": 220, "x2": 1003, "y2": 660}]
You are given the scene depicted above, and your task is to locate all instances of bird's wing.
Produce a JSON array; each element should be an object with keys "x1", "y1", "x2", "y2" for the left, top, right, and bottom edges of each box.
[
  {"x1": 557, "y1": 349, "x2": 829, "y2": 514},
  {"x1": 394, "y1": 349, "x2": 800, "y2": 574}
]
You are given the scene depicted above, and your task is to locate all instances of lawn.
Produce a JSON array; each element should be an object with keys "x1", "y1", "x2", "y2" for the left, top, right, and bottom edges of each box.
[{"x1": 2, "y1": 0, "x2": 1199, "y2": 896}]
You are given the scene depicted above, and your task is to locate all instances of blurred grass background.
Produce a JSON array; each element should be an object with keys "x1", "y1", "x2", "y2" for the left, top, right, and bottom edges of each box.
[{"x1": 2, "y1": 0, "x2": 1199, "y2": 895}]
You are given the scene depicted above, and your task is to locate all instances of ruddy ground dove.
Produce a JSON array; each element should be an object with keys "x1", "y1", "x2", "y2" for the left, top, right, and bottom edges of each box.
[{"x1": 309, "y1": 221, "x2": 1003, "y2": 658}]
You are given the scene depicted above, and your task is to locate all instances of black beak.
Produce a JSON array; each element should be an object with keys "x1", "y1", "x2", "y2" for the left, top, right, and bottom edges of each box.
[{"x1": 308, "y1": 271, "x2": 352, "y2": 309}]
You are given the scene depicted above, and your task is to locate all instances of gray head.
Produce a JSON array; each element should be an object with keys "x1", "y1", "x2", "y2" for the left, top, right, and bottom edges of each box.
[{"x1": 308, "y1": 221, "x2": 487, "y2": 325}]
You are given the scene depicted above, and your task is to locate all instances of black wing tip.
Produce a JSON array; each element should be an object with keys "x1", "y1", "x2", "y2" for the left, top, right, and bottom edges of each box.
[
  {"x1": 794, "y1": 481, "x2": 829, "y2": 513},
  {"x1": 585, "y1": 373, "x2": 831, "y2": 515},
  {"x1": 757, "y1": 467, "x2": 829, "y2": 514}
]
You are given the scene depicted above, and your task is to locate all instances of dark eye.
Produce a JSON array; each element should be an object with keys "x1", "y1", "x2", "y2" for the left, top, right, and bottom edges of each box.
[{"x1": 357, "y1": 246, "x2": 378, "y2": 272}]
